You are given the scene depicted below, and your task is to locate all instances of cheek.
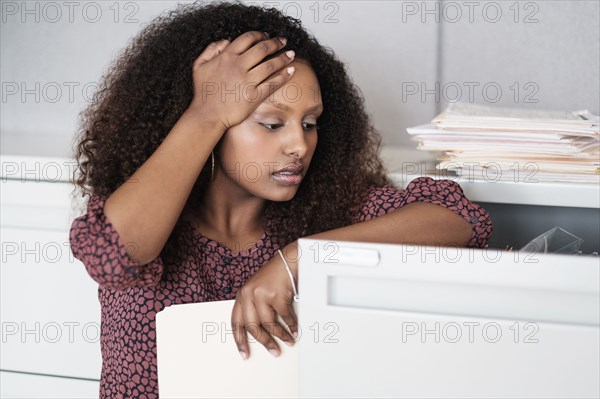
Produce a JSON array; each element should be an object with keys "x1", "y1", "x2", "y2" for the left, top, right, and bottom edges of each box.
[
  {"x1": 307, "y1": 132, "x2": 318, "y2": 155},
  {"x1": 219, "y1": 127, "x2": 273, "y2": 175}
]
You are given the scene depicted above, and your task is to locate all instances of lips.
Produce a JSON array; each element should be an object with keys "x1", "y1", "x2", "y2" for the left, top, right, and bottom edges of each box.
[
  {"x1": 273, "y1": 164, "x2": 304, "y2": 175},
  {"x1": 272, "y1": 163, "x2": 304, "y2": 186}
]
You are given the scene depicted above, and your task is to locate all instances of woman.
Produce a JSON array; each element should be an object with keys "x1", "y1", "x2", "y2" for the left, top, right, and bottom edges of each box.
[{"x1": 69, "y1": 1, "x2": 493, "y2": 397}]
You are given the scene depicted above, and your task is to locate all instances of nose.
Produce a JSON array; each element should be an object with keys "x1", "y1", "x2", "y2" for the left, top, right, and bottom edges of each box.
[{"x1": 283, "y1": 123, "x2": 309, "y2": 159}]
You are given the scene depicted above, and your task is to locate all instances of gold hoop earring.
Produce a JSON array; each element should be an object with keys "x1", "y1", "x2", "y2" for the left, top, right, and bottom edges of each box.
[{"x1": 210, "y1": 150, "x2": 215, "y2": 182}]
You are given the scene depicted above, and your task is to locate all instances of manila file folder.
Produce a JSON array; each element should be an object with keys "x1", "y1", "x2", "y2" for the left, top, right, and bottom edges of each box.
[{"x1": 156, "y1": 299, "x2": 299, "y2": 398}]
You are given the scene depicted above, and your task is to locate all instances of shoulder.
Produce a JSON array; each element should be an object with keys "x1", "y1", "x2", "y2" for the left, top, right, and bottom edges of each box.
[
  {"x1": 353, "y1": 183, "x2": 407, "y2": 223},
  {"x1": 352, "y1": 177, "x2": 470, "y2": 223},
  {"x1": 82, "y1": 192, "x2": 109, "y2": 213},
  {"x1": 403, "y1": 176, "x2": 468, "y2": 204},
  {"x1": 359, "y1": 183, "x2": 404, "y2": 205}
]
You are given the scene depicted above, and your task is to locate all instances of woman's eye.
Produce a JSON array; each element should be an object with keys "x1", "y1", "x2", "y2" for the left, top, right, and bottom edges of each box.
[
  {"x1": 260, "y1": 123, "x2": 320, "y2": 131},
  {"x1": 261, "y1": 123, "x2": 283, "y2": 131}
]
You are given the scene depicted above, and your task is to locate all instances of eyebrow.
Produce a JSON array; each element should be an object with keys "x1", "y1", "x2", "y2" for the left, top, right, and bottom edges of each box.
[{"x1": 265, "y1": 100, "x2": 323, "y2": 114}]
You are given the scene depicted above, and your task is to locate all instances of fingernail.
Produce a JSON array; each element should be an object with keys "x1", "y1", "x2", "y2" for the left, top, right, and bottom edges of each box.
[
  {"x1": 287, "y1": 66, "x2": 295, "y2": 75},
  {"x1": 269, "y1": 348, "x2": 281, "y2": 357},
  {"x1": 279, "y1": 37, "x2": 287, "y2": 45},
  {"x1": 286, "y1": 50, "x2": 295, "y2": 59},
  {"x1": 239, "y1": 351, "x2": 248, "y2": 360},
  {"x1": 293, "y1": 331, "x2": 298, "y2": 340},
  {"x1": 264, "y1": 31, "x2": 270, "y2": 38},
  {"x1": 284, "y1": 340, "x2": 294, "y2": 347}
]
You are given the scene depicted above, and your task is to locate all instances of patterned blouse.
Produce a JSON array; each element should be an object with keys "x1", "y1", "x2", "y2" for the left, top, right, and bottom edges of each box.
[{"x1": 69, "y1": 177, "x2": 493, "y2": 398}]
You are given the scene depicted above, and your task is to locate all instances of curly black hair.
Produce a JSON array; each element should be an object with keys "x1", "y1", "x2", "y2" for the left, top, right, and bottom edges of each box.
[{"x1": 71, "y1": 0, "x2": 393, "y2": 263}]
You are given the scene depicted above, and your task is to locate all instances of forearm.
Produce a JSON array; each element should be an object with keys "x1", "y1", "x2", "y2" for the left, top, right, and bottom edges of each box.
[
  {"x1": 308, "y1": 201, "x2": 472, "y2": 247},
  {"x1": 282, "y1": 201, "x2": 473, "y2": 281},
  {"x1": 104, "y1": 108, "x2": 224, "y2": 264}
]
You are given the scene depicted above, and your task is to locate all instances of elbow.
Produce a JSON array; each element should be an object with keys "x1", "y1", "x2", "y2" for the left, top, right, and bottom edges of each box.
[
  {"x1": 439, "y1": 207, "x2": 472, "y2": 247},
  {"x1": 437, "y1": 207, "x2": 473, "y2": 247},
  {"x1": 125, "y1": 248, "x2": 160, "y2": 267},
  {"x1": 455, "y1": 217, "x2": 473, "y2": 247},
  {"x1": 132, "y1": 254, "x2": 161, "y2": 267}
]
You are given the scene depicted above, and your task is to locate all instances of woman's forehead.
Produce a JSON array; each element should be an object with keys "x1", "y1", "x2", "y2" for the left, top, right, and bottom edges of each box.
[
  {"x1": 258, "y1": 98, "x2": 323, "y2": 114},
  {"x1": 259, "y1": 65, "x2": 322, "y2": 110}
]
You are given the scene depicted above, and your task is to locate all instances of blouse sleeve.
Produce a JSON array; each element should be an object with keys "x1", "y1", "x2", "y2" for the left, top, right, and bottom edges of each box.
[
  {"x1": 69, "y1": 193, "x2": 165, "y2": 290},
  {"x1": 352, "y1": 177, "x2": 493, "y2": 248}
]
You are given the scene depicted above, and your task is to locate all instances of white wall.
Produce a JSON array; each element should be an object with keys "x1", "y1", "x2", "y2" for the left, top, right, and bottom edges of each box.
[
  {"x1": 1, "y1": 0, "x2": 599, "y2": 157},
  {"x1": 439, "y1": 0, "x2": 600, "y2": 113}
]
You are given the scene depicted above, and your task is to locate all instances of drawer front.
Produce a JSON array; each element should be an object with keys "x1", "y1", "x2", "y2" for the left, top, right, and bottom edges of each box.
[
  {"x1": 0, "y1": 371, "x2": 99, "y2": 398},
  {"x1": 1, "y1": 180, "x2": 102, "y2": 380}
]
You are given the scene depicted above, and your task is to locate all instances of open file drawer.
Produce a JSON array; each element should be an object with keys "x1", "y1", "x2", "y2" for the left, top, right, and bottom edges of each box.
[{"x1": 297, "y1": 238, "x2": 600, "y2": 398}]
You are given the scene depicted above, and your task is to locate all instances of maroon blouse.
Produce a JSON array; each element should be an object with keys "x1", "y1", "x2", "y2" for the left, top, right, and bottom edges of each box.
[{"x1": 69, "y1": 177, "x2": 493, "y2": 398}]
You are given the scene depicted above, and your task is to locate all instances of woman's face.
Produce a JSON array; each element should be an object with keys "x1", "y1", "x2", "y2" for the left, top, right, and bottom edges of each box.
[{"x1": 215, "y1": 60, "x2": 323, "y2": 201}]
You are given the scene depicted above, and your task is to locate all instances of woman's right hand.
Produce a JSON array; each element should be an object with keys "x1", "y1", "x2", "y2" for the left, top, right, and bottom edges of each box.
[{"x1": 188, "y1": 31, "x2": 295, "y2": 132}]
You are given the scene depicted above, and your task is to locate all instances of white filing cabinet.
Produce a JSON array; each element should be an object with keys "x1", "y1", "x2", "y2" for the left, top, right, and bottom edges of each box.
[
  {"x1": 297, "y1": 238, "x2": 600, "y2": 398},
  {"x1": 1, "y1": 146, "x2": 598, "y2": 398},
  {"x1": 1, "y1": 155, "x2": 101, "y2": 398}
]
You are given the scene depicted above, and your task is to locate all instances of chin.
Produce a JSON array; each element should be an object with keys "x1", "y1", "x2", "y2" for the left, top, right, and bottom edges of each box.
[{"x1": 263, "y1": 186, "x2": 300, "y2": 202}]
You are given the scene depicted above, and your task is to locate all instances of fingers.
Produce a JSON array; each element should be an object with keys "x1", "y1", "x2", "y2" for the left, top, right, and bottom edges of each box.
[
  {"x1": 241, "y1": 36, "x2": 288, "y2": 71},
  {"x1": 231, "y1": 301, "x2": 250, "y2": 360},
  {"x1": 232, "y1": 303, "x2": 298, "y2": 360},
  {"x1": 194, "y1": 39, "x2": 230, "y2": 67},
  {"x1": 244, "y1": 34, "x2": 294, "y2": 104},
  {"x1": 273, "y1": 300, "x2": 299, "y2": 340},
  {"x1": 256, "y1": 302, "x2": 296, "y2": 347},
  {"x1": 243, "y1": 300, "x2": 282, "y2": 356},
  {"x1": 194, "y1": 31, "x2": 293, "y2": 107},
  {"x1": 255, "y1": 63, "x2": 296, "y2": 99},
  {"x1": 248, "y1": 46, "x2": 295, "y2": 86},
  {"x1": 225, "y1": 30, "x2": 270, "y2": 55}
]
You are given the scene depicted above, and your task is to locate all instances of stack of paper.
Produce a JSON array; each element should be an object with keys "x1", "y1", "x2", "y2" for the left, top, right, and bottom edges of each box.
[{"x1": 407, "y1": 102, "x2": 600, "y2": 183}]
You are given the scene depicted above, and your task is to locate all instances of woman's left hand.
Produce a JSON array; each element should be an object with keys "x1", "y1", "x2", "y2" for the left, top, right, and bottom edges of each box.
[{"x1": 231, "y1": 242, "x2": 299, "y2": 360}]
